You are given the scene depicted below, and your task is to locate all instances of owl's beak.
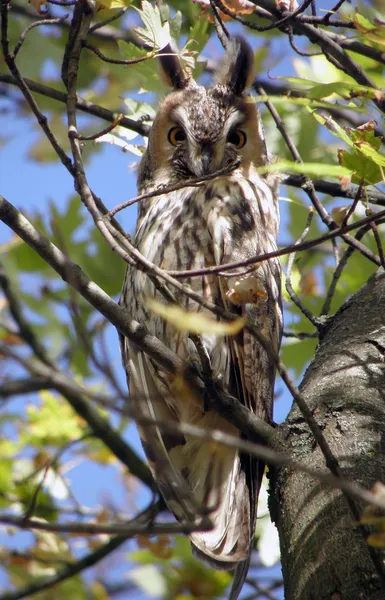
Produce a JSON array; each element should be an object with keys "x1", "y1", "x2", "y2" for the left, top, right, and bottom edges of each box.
[{"x1": 200, "y1": 143, "x2": 214, "y2": 175}]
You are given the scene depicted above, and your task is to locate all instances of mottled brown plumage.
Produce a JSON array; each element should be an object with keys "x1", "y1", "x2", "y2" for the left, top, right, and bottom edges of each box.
[{"x1": 119, "y1": 37, "x2": 282, "y2": 599}]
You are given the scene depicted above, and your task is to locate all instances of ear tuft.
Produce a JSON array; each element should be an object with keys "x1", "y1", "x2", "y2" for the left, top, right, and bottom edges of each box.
[
  {"x1": 158, "y1": 42, "x2": 189, "y2": 90},
  {"x1": 216, "y1": 36, "x2": 255, "y2": 95}
]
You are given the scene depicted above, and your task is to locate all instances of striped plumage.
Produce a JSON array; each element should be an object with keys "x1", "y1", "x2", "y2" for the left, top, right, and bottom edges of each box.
[{"x1": 119, "y1": 37, "x2": 282, "y2": 599}]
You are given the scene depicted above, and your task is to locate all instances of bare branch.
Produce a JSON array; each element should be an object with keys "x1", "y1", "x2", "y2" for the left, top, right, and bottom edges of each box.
[
  {"x1": 0, "y1": 512, "x2": 211, "y2": 536},
  {"x1": 0, "y1": 74, "x2": 149, "y2": 136},
  {"x1": 166, "y1": 212, "x2": 385, "y2": 279},
  {"x1": 107, "y1": 161, "x2": 240, "y2": 217},
  {"x1": 0, "y1": 0, "x2": 73, "y2": 173},
  {"x1": 285, "y1": 208, "x2": 320, "y2": 327},
  {"x1": 83, "y1": 41, "x2": 151, "y2": 65},
  {"x1": 284, "y1": 176, "x2": 385, "y2": 208},
  {"x1": 0, "y1": 503, "x2": 159, "y2": 600},
  {"x1": 13, "y1": 14, "x2": 69, "y2": 58},
  {"x1": 0, "y1": 195, "x2": 282, "y2": 455},
  {"x1": 0, "y1": 262, "x2": 51, "y2": 366}
]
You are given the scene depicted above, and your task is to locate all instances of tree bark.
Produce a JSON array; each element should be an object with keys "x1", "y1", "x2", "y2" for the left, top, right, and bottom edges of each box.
[{"x1": 271, "y1": 270, "x2": 385, "y2": 600}]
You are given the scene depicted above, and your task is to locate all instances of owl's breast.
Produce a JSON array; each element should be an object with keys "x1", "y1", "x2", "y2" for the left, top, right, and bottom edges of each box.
[
  {"x1": 135, "y1": 186, "x2": 216, "y2": 274},
  {"x1": 130, "y1": 176, "x2": 266, "y2": 311}
]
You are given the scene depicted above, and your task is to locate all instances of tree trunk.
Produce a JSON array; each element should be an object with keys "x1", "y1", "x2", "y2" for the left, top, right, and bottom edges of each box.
[{"x1": 271, "y1": 270, "x2": 385, "y2": 600}]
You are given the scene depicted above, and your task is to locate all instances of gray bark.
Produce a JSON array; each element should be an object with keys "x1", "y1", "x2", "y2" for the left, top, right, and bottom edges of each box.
[{"x1": 271, "y1": 270, "x2": 385, "y2": 600}]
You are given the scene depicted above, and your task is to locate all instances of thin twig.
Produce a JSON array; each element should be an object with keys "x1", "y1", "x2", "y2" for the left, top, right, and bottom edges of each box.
[
  {"x1": 341, "y1": 181, "x2": 364, "y2": 228},
  {"x1": 0, "y1": 261, "x2": 52, "y2": 366},
  {"x1": 166, "y1": 212, "x2": 385, "y2": 279},
  {"x1": 370, "y1": 220, "x2": 385, "y2": 270},
  {"x1": 88, "y1": 6, "x2": 128, "y2": 32},
  {"x1": 323, "y1": 0, "x2": 347, "y2": 24},
  {"x1": 209, "y1": 0, "x2": 230, "y2": 48},
  {"x1": 21, "y1": 463, "x2": 50, "y2": 522},
  {"x1": 0, "y1": 512, "x2": 211, "y2": 536},
  {"x1": 0, "y1": 0, "x2": 74, "y2": 173},
  {"x1": 0, "y1": 503, "x2": 159, "y2": 600},
  {"x1": 83, "y1": 41, "x2": 151, "y2": 65},
  {"x1": 285, "y1": 209, "x2": 320, "y2": 327},
  {"x1": 13, "y1": 15, "x2": 69, "y2": 58},
  {"x1": 287, "y1": 26, "x2": 322, "y2": 57},
  {"x1": 0, "y1": 73, "x2": 150, "y2": 136},
  {"x1": 107, "y1": 161, "x2": 240, "y2": 217},
  {"x1": 284, "y1": 176, "x2": 385, "y2": 207},
  {"x1": 75, "y1": 114, "x2": 123, "y2": 140},
  {"x1": 257, "y1": 85, "x2": 383, "y2": 266}
]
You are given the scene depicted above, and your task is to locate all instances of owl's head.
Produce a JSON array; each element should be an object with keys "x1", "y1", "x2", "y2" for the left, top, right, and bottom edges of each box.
[{"x1": 138, "y1": 37, "x2": 267, "y2": 190}]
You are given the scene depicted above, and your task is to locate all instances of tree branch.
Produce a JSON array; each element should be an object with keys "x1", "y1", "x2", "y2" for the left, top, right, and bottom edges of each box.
[
  {"x1": 0, "y1": 195, "x2": 281, "y2": 452},
  {"x1": 0, "y1": 503, "x2": 158, "y2": 600},
  {"x1": 0, "y1": 74, "x2": 149, "y2": 136}
]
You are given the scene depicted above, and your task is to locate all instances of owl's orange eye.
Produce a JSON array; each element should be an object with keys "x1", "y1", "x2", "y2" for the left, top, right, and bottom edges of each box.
[
  {"x1": 227, "y1": 130, "x2": 247, "y2": 148},
  {"x1": 168, "y1": 126, "x2": 187, "y2": 145}
]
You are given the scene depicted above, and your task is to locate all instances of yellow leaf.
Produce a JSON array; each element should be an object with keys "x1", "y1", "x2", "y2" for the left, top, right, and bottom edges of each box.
[
  {"x1": 300, "y1": 271, "x2": 318, "y2": 297},
  {"x1": 145, "y1": 299, "x2": 245, "y2": 336},
  {"x1": 90, "y1": 582, "x2": 109, "y2": 600},
  {"x1": 367, "y1": 533, "x2": 385, "y2": 547},
  {"x1": 331, "y1": 206, "x2": 350, "y2": 225},
  {"x1": 96, "y1": 0, "x2": 131, "y2": 10}
]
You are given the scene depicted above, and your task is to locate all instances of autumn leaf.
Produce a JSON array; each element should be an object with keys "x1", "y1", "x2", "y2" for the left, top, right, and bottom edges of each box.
[
  {"x1": 96, "y1": 0, "x2": 132, "y2": 11},
  {"x1": 28, "y1": 0, "x2": 48, "y2": 15},
  {"x1": 145, "y1": 298, "x2": 245, "y2": 335}
]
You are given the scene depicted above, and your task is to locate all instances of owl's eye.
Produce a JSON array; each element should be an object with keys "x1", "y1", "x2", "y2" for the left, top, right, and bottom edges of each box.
[
  {"x1": 227, "y1": 130, "x2": 247, "y2": 148},
  {"x1": 168, "y1": 126, "x2": 187, "y2": 145}
]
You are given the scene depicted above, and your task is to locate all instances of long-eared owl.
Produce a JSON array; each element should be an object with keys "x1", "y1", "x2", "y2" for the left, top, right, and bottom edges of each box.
[{"x1": 120, "y1": 37, "x2": 282, "y2": 599}]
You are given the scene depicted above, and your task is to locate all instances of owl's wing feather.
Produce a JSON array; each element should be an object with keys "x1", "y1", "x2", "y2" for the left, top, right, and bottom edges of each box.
[
  {"x1": 207, "y1": 177, "x2": 282, "y2": 598},
  {"x1": 121, "y1": 333, "x2": 252, "y2": 564},
  {"x1": 120, "y1": 334, "x2": 201, "y2": 521}
]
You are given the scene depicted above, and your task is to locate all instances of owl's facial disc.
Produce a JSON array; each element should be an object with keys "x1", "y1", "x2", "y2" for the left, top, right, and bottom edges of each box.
[{"x1": 167, "y1": 124, "x2": 246, "y2": 178}]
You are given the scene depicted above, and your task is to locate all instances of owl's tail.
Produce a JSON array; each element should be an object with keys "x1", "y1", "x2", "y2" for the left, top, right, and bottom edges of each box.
[{"x1": 186, "y1": 434, "x2": 261, "y2": 600}]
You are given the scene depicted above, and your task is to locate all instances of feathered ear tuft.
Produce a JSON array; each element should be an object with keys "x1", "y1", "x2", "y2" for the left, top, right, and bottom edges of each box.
[
  {"x1": 216, "y1": 36, "x2": 255, "y2": 95},
  {"x1": 158, "y1": 43, "x2": 189, "y2": 90}
]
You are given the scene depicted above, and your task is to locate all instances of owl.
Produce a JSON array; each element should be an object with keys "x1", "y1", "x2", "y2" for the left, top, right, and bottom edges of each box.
[{"x1": 119, "y1": 37, "x2": 282, "y2": 599}]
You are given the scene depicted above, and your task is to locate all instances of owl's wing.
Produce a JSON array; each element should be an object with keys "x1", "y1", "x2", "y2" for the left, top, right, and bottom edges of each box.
[
  {"x1": 119, "y1": 284, "x2": 265, "y2": 589},
  {"x1": 120, "y1": 328, "x2": 255, "y2": 567},
  {"x1": 119, "y1": 331, "x2": 203, "y2": 523},
  {"x1": 207, "y1": 178, "x2": 282, "y2": 598}
]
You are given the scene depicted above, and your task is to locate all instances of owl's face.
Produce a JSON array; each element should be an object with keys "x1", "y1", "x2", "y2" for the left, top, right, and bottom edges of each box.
[{"x1": 138, "y1": 38, "x2": 267, "y2": 190}]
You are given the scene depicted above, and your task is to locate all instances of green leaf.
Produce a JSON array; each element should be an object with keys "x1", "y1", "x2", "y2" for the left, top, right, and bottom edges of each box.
[
  {"x1": 188, "y1": 18, "x2": 210, "y2": 56},
  {"x1": 255, "y1": 95, "x2": 366, "y2": 112},
  {"x1": 21, "y1": 391, "x2": 85, "y2": 448},
  {"x1": 259, "y1": 160, "x2": 352, "y2": 178},
  {"x1": 49, "y1": 196, "x2": 86, "y2": 240},
  {"x1": 117, "y1": 41, "x2": 169, "y2": 93},
  {"x1": 339, "y1": 148, "x2": 383, "y2": 185},
  {"x1": 281, "y1": 336, "x2": 317, "y2": 377},
  {"x1": 135, "y1": 0, "x2": 171, "y2": 50},
  {"x1": 0, "y1": 441, "x2": 16, "y2": 500},
  {"x1": 307, "y1": 109, "x2": 354, "y2": 146},
  {"x1": 354, "y1": 11, "x2": 385, "y2": 48}
]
